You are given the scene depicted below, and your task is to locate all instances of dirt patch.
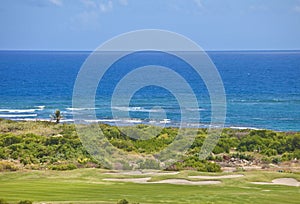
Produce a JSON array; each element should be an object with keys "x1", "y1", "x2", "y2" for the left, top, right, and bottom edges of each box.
[
  {"x1": 251, "y1": 178, "x2": 299, "y2": 187},
  {"x1": 188, "y1": 174, "x2": 244, "y2": 179}
]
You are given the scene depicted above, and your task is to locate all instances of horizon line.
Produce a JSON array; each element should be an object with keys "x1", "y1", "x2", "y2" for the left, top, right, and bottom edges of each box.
[{"x1": 0, "y1": 49, "x2": 300, "y2": 52}]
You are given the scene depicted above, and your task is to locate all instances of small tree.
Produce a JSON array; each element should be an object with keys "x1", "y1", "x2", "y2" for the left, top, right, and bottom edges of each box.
[{"x1": 51, "y1": 109, "x2": 62, "y2": 123}]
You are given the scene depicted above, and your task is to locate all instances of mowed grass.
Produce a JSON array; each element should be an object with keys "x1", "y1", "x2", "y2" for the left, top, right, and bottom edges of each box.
[{"x1": 0, "y1": 169, "x2": 299, "y2": 204}]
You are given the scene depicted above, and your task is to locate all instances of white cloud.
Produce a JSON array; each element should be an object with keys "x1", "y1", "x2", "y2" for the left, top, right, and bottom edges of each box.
[
  {"x1": 79, "y1": 0, "x2": 128, "y2": 13},
  {"x1": 24, "y1": 0, "x2": 63, "y2": 7},
  {"x1": 72, "y1": 0, "x2": 120, "y2": 30},
  {"x1": 80, "y1": 0, "x2": 97, "y2": 8},
  {"x1": 72, "y1": 10, "x2": 101, "y2": 30},
  {"x1": 77, "y1": 10, "x2": 98, "y2": 24},
  {"x1": 194, "y1": 0, "x2": 204, "y2": 9},
  {"x1": 99, "y1": 0, "x2": 113, "y2": 13},
  {"x1": 72, "y1": 0, "x2": 129, "y2": 30},
  {"x1": 119, "y1": 0, "x2": 128, "y2": 6},
  {"x1": 293, "y1": 5, "x2": 300, "y2": 12},
  {"x1": 48, "y1": 0, "x2": 63, "y2": 6},
  {"x1": 70, "y1": 6, "x2": 103, "y2": 31},
  {"x1": 249, "y1": 5, "x2": 268, "y2": 12}
]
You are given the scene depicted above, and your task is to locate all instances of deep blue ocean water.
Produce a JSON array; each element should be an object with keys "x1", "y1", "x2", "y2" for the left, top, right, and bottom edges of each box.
[{"x1": 0, "y1": 50, "x2": 299, "y2": 131}]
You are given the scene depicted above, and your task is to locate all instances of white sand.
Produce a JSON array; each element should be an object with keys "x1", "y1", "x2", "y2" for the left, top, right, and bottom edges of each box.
[
  {"x1": 251, "y1": 178, "x2": 300, "y2": 187},
  {"x1": 103, "y1": 177, "x2": 151, "y2": 183},
  {"x1": 104, "y1": 170, "x2": 179, "y2": 176},
  {"x1": 188, "y1": 174, "x2": 244, "y2": 179},
  {"x1": 103, "y1": 177, "x2": 220, "y2": 185},
  {"x1": 152, "y1": 179, "x2": 221, "y2": 185}
]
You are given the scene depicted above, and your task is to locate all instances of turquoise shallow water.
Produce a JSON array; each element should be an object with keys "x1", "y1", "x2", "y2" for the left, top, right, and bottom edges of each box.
[{"x1": 0, "y1": 50, "x2": 299, "y2": 131}]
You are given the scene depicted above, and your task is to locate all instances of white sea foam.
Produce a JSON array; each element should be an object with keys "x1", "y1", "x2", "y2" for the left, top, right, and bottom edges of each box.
[
  {"x1": 113, "y1": 106, "x2": 163, "y2": 113},
  {"x1": 84, "y1": 118, "x2": 143, "y2": 124},
  {"x1": 0, "y1": 114, "x2": 37, "y2": 118},
  {"x1": 229, "y1": 126, "x2": 261, "y2": 130},
  {"x1": 0, "y1": 109, "x2": 36, "y2": 113},
  {"x1": 123, "y1": 119, "x2": 142, "y2": 123},
  {"x1": 66, "y1": 107, "x2": 98, "y2": 111},
  {"x1": 186, "y1": 107, "x2": 205, "y2": 111},
  {"x1": 35, "y1": 105, "x2": 45, "y2": 110},
  {"x1": 159, "y1": 119, "x2": 171, "y2": 124},
  {"x1": 60, "y1": 119, "x2": 75, "y2": 122},
  {"x1": 84, "y1": 119, "x2": 121, "y2": 123},
  {"x1": 13, "y1": 118, "x2": 48, "y2": 122},
  {"x1": 0, "y1": 106, "x2": 45, "y2": 113}
]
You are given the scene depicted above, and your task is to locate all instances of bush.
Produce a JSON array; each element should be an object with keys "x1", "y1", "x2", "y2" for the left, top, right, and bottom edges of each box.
[
  {"x1": 261, "y1": 156, "x2": 272, "y2": 164},
  {"x1": 230, "y1": 153, "x2": 253, "y2": 161},
  {"x1": 0, "y1": 199, "x2": 8, "y2": 204},
  {"x1": 281, "y1": 152, "x2": 294, "y2": 161},
  {"x1": 262, "y1": 148, "x2": 278, "y2": 156},
  {"x1": 167, "y1": 156, "x2": 221, "y2": 172},
  {"x1": 0, "y1": 161, "x2": 19, "y2": 171},
  {"x1": 139, "y1": 159, "x2": 160, "y2": 169},
  {"x1": 117, "y1": 199, "x2": 129, "y2": 204},
  {"x1": 48, "y1": 163, "x2": 77, "y2": 171},
  {"x1": 205, "y1": 162, "x2": 221, "y2": 172},
  {"x1": 271, "y1": 156, "x2": 282, "y2": 164},
  {"x1": 18, "y1": 201, "x2": 32, "y2": 204},
  {"x1": 1, "y1": 134, "x2": 22, "y2": 146},
  {"x1": 293, "y1": 149, "x2": 300, "y2": 160}
]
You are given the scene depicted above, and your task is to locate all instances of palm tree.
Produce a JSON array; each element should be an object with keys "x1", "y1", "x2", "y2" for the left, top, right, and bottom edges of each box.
[{"x1": 51, "y1": 109, "x2": 62, "y2": 123}]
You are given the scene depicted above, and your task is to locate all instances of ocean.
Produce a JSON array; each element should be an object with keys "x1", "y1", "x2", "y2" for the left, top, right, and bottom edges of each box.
[{"x1": 0, "y1": 50, "x2": 299, "y2": 131}]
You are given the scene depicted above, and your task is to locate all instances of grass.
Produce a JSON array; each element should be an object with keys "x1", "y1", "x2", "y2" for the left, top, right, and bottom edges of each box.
[
  {"x1": 0, "y1": 120, "x2": 299, "y2": 203},
  {"x1": 0, "y1": 169, "x2": 299, "y2": 204}
]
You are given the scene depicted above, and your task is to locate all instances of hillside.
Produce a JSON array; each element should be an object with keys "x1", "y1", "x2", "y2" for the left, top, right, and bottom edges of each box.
[{"x1": 0, "y1": 119, "x2": 299, "y2": 172}]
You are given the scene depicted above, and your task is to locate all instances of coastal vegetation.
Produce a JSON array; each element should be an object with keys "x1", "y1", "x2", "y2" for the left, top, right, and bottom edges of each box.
[
  {"x1": 0, "y1": 119, "x2": 299, "y2": 203},
  {"x1": 0, "y1": 119, "x2": 299, "y2": 172}
]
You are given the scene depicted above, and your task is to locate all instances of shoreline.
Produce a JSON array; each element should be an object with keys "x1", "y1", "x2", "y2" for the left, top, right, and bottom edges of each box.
[{"x1": 1, "y1": 117, "x2": 298, "y2": 133}]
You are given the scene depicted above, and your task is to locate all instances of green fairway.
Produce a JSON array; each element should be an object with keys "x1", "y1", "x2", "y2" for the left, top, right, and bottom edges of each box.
[{"x1": 0, "y1": 169, "x2": 299, "y2": 204}]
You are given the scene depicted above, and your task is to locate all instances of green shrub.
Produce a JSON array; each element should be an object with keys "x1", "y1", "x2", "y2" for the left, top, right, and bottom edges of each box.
[
  {"x1": 0, "y1": 149, "x2": 7, "y2": 159},
  {"x1": 2, "y1": 134, "x2": 22, "y2": 146},
  {"x1": 205, "y1": 162, "x2": 221, "y2": 172},
  {"x1": 48, "y1": 163, "x2": 77, "y2": 171},
  {"x1": 261, "y1": 156, "x2": 272, "y2": 164},
  {"x1": 293, "y1": 149, "x2": 300, "y2": 160},
  {"x1": 271, "y1": 156, "x2": 282, "y2": 164},
  {"x1": 281, "y1": 152, "x2": 294, "y2": 161},
  {"x1": 230, "y1": 153, "x2": 253, "y2": 161},
  {"x1": 18, "y1": 200, "x2": 32, "y2": 204},
  {"x1": 262, "y1": 148, "x2": 278, "y2": 156},
  {"x1": 167, "y1": 156, "x2": 221, "y2": 172},
  {"x1": 0, "y1": 160, "x2": 19, "y2": 171},
  {"x1": 0, "y1": 198, "x2": 8, "y2": 204},
  {"x1": 117, "y1": 199, "x2": 129, "y2": 204},
  {"x1": 139, "y1": 159, "x2": 160, "y2": 169}
]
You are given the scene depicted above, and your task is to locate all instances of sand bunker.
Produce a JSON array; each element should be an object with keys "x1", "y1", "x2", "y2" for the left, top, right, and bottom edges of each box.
[
  {"x1": 103, "y1": 177, "x2": 220, "y2": 185},
  {"x1": 103, "y1": 177, "x2": 151, "y2": 183},
  {"x1": 104, "y1": 170, "x2": 179, "y2": 176},
  {"x1": 251, "y1": 178, "x2": 299, "y2": 187},
  {"x1": 188, "y1": 174, "x2": 244, "y2": 179},
  {"x1": 152, "y1": 179, "x2": 221, "y2": 185}
]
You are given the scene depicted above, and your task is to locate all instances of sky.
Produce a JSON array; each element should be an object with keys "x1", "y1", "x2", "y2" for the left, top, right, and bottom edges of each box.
[{"x1": 0, "y1": 0, "x2": 300, "y2": 51}]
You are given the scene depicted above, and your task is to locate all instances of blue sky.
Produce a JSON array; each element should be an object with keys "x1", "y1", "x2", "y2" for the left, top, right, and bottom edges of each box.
[{"x1": 0, "y1": 0, "x2": 300, "y2": 50}]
